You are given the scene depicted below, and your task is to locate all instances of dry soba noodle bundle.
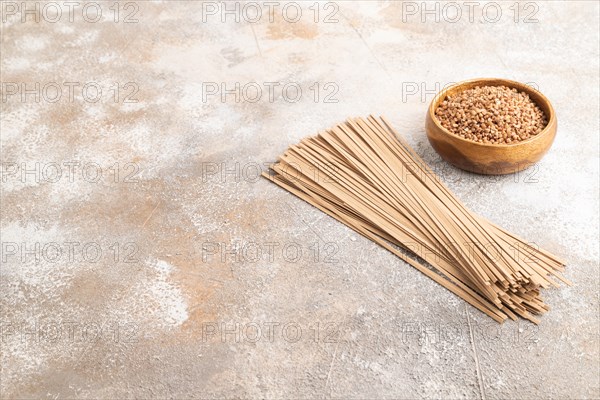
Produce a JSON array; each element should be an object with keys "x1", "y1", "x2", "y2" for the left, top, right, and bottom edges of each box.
[{"x1": 263, "y1": 116, "x2": 569, "y2": 323}]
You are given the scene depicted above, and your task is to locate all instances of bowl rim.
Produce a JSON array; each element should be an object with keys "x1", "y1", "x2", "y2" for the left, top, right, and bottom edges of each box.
[{"x1": 428, "y1": 78, "x2": 556, "y2": 148}]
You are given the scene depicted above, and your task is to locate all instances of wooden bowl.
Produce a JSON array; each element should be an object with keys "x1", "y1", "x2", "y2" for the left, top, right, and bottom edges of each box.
[{"x1": 425, "y1": 78, "x2": 557, "y2": 175}]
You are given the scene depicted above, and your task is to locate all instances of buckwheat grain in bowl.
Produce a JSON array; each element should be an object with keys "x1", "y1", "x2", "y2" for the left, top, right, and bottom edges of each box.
[
  {"x1": 425, "y1": 78, "x2": 557, "y2": 175},
  {"x1": 434, "y1": 85, "x2": 548, "y2": 144}
]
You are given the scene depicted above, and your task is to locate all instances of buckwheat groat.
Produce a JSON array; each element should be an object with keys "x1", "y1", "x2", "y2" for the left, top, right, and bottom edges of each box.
[{"x1": 435, "y1": 85, "x2": 548, "y2": 144}]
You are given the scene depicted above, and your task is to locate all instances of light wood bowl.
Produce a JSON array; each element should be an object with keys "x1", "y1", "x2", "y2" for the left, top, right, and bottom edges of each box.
[{"x1": 425, "y1": 78, "x2": 557, "y2": 175}]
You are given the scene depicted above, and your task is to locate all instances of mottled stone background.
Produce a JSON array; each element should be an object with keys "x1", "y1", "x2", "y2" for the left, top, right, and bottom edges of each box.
[{"x1": 1, "y1": 1, "x2": 598, "y2": 398}]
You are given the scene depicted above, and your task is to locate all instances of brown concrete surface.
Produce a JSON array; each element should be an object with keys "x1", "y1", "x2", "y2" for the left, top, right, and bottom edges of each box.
[{"x1": 1, "y1": 1, "x2": 599, "y2": 398}]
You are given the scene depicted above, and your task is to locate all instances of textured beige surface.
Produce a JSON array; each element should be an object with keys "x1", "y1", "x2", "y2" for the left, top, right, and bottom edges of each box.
[{"x1": 1, "y1": 1, "x2": 599, "y2": 398}]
